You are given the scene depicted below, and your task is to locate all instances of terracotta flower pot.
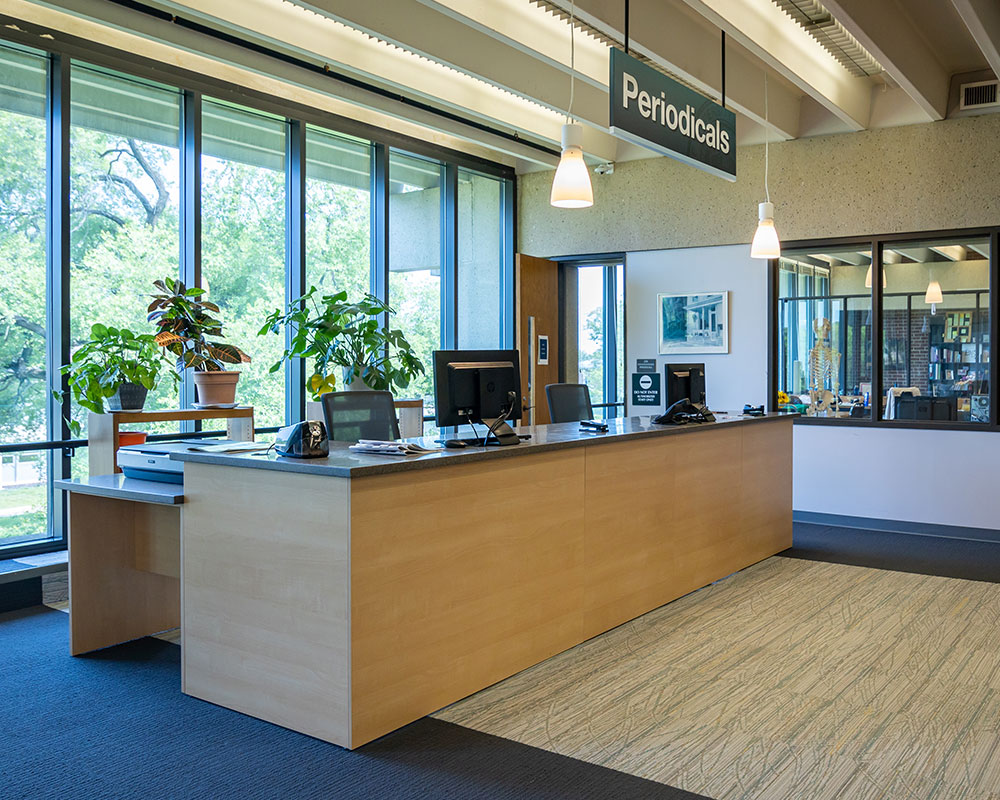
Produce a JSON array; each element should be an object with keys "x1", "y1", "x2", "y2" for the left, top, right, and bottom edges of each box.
[
  {"x1": 193, "y1": 371, "x2": 241, "y2": 406},
  {"x1": 117, "y1": 431, "x2": 148, "y2": 446}
]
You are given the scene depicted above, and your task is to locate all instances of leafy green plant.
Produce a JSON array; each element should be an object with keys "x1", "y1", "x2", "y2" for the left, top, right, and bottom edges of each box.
[
  {"x1": 147, "y1": 276, "x2": 250, "y2": 373},
  {"x1": 259, "y1": 288, "x2": 425, "y2": 399},
  {"x1": 56, "y1": 323, "x2": 176, "y2": 436}
]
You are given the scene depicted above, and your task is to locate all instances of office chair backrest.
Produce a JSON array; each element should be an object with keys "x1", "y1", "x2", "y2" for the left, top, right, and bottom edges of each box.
[
  {"x1": 321, "y1": 391, "x2": 401, "y2": 443},
  {"x1": 546, "y1": 383, "x2": 594, "y2": 423}
]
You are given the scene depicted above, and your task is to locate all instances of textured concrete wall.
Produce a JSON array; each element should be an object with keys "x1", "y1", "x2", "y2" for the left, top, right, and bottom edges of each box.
[{"x1": 518, "y1": 113, "x2": 1000, "y2": 257}]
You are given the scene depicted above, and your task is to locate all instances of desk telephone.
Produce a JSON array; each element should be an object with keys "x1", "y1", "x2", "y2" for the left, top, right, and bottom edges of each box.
[{"x1": 652, "y1": 397, "x2": 715, "y2": 425}]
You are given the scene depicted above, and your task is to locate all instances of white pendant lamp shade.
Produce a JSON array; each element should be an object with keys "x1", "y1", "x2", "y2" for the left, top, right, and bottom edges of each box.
[
  {"x1": 750, "y1": 202, "x2": 780, "y2": 259},
  {"x1": 550, "y1": 123, "x2": 593, "y2": 209},
  {"x1": 925, "y1": 279, "x2": 943, "y2": 314},
  {"x1": 864, "y1": 265, "x2": 887, "y2": 289}
]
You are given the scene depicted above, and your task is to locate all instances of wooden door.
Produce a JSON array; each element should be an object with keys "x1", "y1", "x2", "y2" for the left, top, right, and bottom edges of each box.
[{"x1": 516, "y1": 254, "x2": 559, "y2": 425}]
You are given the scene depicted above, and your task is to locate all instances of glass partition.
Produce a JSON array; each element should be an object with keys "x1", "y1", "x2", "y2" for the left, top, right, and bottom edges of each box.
[
  {"x1": 388, "y1": 150, "x2": 444, "y2": 407},
  {"x1": 69, "y1": 65, "x2": 183, "y2": 435},
  {"x1": 457, "y1": 168, "x2": 502, "y2": 349},
  {"x1": 881, "y1": 236, "x2": 990, "y2": 423},
  {"x1": 305, "y1": 125, "x2": 371, "y2": 300},
  {"x1": 0, "y1": 43, "x2": 49, "y2": 547},
  {"x1": 777, "y1": 246, "x2": 873, "y2": 418},
  {"x1": 202, "y1": 100, "x2": 287, "y2": 428}
]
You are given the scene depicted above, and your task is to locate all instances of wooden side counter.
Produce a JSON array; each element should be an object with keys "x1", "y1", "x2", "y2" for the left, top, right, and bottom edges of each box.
[{"x1": 177, "y1": 413, "x2": 793, "y2": 749}]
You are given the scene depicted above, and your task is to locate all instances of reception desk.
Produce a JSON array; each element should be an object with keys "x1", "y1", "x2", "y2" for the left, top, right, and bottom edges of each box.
[{"x1": 168, "y1": 412, "x2": 793, "y2": 749}]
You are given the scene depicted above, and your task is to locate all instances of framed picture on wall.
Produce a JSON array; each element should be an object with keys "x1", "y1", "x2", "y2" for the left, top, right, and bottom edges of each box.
[{"x1": 657, "y1": 292, "x2": 729, "y2": 354}]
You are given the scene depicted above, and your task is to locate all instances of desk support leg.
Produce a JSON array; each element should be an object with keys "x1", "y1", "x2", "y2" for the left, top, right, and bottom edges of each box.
[{"x1": 68, "y1": 493, "x2": 180, "y2": 655}]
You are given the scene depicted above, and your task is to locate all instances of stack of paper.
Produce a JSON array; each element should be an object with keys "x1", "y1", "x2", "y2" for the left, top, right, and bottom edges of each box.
[
  {"x1": 187, "y1": 442, "x2": 272, "y2": 454},
  {"x1": 348, "y1": 440, "x2": 440, "y2": 456}
]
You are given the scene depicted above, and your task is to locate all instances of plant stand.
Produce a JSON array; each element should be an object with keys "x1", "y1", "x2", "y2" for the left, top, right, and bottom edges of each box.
[{"x1": 88, "y1": 407, "x2": 255, "y2": 475}]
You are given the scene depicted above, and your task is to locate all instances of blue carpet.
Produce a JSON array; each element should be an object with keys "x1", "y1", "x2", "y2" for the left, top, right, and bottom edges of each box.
[
  {"x1": 783, "y1": 522, "x2": 1000, "y2": 583},
  {"x1": 0, "y1": 607, "x2": 708, "y2": 800}
]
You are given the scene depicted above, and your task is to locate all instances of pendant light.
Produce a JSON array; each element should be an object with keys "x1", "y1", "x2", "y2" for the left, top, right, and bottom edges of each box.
[
  {"x1": 864, "y1": 265, "x2": 886, "y2": 289},
  {"x1": 550, "y1": 1, "x2": 593, "y2": 209},
  {"x1": 750, "y1": 73, "x2": 780, "y2": 259},
  {"x1": 925, "y1": 275, "x2": 943, "y2": 315}
]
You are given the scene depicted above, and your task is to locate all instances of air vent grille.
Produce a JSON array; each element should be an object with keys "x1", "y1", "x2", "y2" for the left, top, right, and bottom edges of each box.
[{"x1": 960, "y1": 80, "x2": 999, "y2": 110}]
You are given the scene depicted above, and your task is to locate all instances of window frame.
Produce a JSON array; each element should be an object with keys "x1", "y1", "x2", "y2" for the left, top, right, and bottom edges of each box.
[
  {"x1": 769, "y1": 226, "x2": 1000, "y2": 432},
  {"x1": 0, "y1": 26, "x2": 516, "y2": 558},
  {"x1": 556, "y1": 254, "x2": 628, "y2": 419}
]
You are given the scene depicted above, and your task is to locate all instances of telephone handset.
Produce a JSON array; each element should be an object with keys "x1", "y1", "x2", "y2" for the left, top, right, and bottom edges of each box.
[{"x1": 652, "y1": 397, "x2": 716, "y2": 425}]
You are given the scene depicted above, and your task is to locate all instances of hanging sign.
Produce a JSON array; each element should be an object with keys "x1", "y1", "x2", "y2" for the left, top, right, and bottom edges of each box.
[{"x1": 609, "y1": 48, "x2": 736, "y2": 182}]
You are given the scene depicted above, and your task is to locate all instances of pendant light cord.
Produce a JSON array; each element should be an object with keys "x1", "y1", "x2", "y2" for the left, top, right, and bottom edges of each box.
[
  {"x1": 764, "y1": 72, "x2": 770, "y2": 204},
  {"x1": 568, "y1": 0, "x2": 576, "y2": 122}
]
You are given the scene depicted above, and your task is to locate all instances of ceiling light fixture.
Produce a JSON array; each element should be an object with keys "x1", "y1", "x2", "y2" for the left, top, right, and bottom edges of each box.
[
  {"x1": 750, "y1": 73, "x2": 780, "y2": 259},
  {"x1": 864, "y1": 265, "x2": 886, "y2": 289},
  {"x1": 925, "y1": 276, "x2": 943, "y2": 315},
  {"x1": 550, "y1": 0, "x2": 593, "y2": 209}
]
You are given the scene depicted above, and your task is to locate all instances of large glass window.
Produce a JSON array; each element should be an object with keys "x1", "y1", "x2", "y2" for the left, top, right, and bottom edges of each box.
[
  {"x1": 881, "y1": 236, "x2": 990, "y2": 423},
  {"x1": 305, "y1": 126, "x2": 371, "y2": 300},
  {"x1": 574, "y1": 263, "x2": 625, "y2": 418},
  {"x1": 0, "y1": 44, "x2": 48, "y2": 547},
  {"x1": 202, "y1": 100, "x2": 287, "y2": 428},
  {"x1": 777, "y1": 247, "x2": 873, "y2": 418},
  {"x1": 457, "y1": 168, "x2": 503, "y2": 349},
  {"x1": 388, "y1": 150, "x2": 444, "y2": 406},
  {"x1": 69, "y1": 65, "x2": 182, "y2": 437},
  {"x1": 0, "y1": 40, "x2": 513, "y2": 556}
]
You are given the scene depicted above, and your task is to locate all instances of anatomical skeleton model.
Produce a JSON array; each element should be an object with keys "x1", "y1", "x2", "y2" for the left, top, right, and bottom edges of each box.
[{"x1": 808, "y1": 317, "x2": 841, "y2": 416}]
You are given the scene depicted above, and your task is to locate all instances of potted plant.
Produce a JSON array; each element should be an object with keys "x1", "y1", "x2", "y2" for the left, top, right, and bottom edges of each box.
[
  {"x1": 56, "y1": 323, "x2": 176, "y2": 437},
  {"x1": 259, "y1": 287, "x2": 424, "y2": 401},
  {"x1": 148, "y1": 277, "x2": 251, "y2": 407}
]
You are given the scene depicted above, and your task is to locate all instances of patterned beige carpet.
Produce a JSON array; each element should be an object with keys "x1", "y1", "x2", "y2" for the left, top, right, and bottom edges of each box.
[{"x1": 435, "y1": 556, "x2": 1000, "y2": 800}]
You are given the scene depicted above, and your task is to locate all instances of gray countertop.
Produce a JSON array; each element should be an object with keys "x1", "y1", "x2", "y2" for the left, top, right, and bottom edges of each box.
[
  {"x1": 171, "y1": 412, "x2": 794, "y2": 479},
  {"x1": 54, "y1": 474, "x2": 185, "y2": 504}
]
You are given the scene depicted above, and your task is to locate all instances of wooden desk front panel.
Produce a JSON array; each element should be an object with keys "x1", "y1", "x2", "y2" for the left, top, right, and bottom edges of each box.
[
  {"x1": 181, "y1": 463, "x2": 351, "y2": 747},
  {"x1": 582, "y1": 422, "x2": 792, "y2": 641},
  {"x1": 349, "y1": 449, "x2": 587, "y2": 747}
]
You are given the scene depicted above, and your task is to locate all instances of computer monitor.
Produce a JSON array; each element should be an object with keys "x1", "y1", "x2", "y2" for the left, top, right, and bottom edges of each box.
[
  {"x1": 665, "y1": 363, "x2": 707, "y2": 408},
  {"x1": 433, "y1": 350, "x2": 523, "y2": 445}
]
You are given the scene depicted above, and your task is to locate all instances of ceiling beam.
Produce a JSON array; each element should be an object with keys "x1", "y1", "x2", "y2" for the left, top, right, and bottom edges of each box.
[
  {"x1": 26, "y1": 0, "x2": 564, "y2": 166},
  {"x1": 677, "y1": 0, "x2": 871, "y2": 130},
  {"x1": 951, "y1": 0, "x2": 1000, "y2": 80},
  {"x1": 285, "y1": 0, "x2": 619, "y2": 160},
  {"x1": 823, "y1": 0, "x2": 947, "y2": 121},
  {"x1": 561, "y1": 0, "x2": 800, "y2": 140}
]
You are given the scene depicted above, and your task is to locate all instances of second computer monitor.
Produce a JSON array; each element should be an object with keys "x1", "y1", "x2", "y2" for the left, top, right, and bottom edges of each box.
[
  {"x1": 433, "y1": 349, "x2": 522, "y2": 428},
  {"x1": 665, "y1": 363, "x2": 706, "y2": 407}
]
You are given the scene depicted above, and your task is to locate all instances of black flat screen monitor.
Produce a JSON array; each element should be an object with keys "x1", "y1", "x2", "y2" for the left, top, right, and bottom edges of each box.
[
  {"x1": 665, "y1": 363, "x2": 706, "y2": 407},
  {"x1": 433, "y1": 350, "x2": 522, "y2": 428}
]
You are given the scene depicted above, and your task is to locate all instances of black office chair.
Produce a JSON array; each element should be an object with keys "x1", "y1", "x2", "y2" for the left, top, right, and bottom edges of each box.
[
  {"x1": 321, "y1": 391, "x2": 400, "y2": 442},
  {"x1": 545, "y1": 383, "x2": 594, "y2": 423}
]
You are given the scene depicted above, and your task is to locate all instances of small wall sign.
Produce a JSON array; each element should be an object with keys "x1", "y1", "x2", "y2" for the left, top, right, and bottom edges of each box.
[
  {"x1": 631, "y1": 372, "x2": 661, "y2": 406},
  {"x1": 636, "y1": 358, "x2": 657, "y2": 373},
  {"x1": 537, "y1": 335, "x2": 549, "y2": 365}
]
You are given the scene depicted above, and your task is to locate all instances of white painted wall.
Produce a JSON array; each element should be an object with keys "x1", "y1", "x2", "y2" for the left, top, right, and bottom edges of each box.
[
  {"x1": 793, "y1": 425, "x2": 1000, "y2": 529},
  {"x1": 625, "y1": 245, "x2": 769, "y2": 415},
  {"x1": 627, "y1": 243, "x2": 1000, "y2": 530}
]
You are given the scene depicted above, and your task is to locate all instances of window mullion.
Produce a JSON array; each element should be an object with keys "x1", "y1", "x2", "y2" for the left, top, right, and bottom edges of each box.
[{"x1": 45, "y1": 52, "x2": 71, "y2": 544}]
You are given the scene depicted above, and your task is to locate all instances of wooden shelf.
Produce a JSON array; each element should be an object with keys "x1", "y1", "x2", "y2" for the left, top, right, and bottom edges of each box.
[{"x1": 88, "y1": 408, "x2": 255, "y2": 475}]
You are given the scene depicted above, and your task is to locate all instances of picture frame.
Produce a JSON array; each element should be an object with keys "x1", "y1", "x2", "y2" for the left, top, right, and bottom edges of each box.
[{"x1": 657, "y1": 292, "x2": 729, "y2": 355}]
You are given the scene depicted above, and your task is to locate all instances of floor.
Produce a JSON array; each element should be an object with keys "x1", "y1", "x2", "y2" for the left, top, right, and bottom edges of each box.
[
  {"x1": 436, "y1": 555, "x2": 1000, "y2": 800},
  {"x1": 9, "y1": 525, "x2": 1000, "y2": 799}
]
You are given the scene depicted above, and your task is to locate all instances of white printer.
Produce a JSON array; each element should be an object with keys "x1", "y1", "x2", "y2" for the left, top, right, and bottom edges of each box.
[{"x1": 117, "y1": 439, "x2": 222, "y2": 484}]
